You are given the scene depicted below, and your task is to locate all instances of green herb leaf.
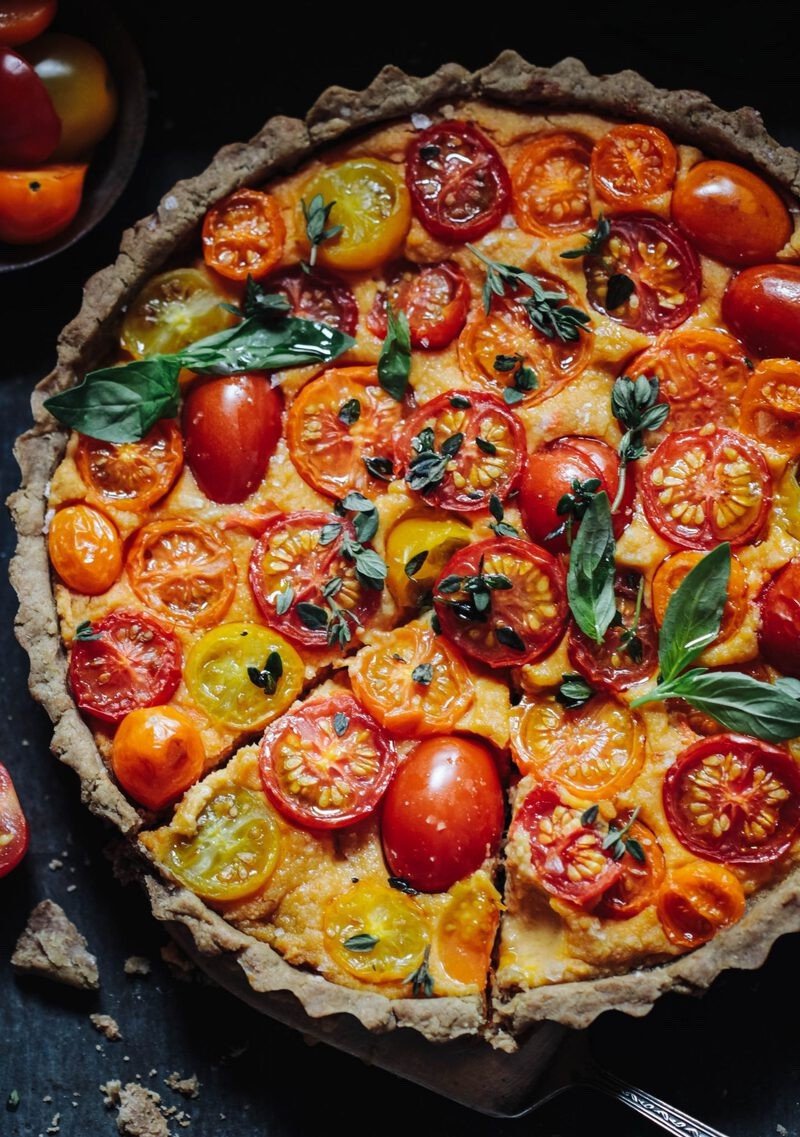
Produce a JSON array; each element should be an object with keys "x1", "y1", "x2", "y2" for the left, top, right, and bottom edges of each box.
[
  {"x1": 275, "y1": 587, "x2": 294, "y2": 616},
  {"x1": 488, "y1": 494, "x2": 518, "y2": 538},
  {"x1": 493, "y1": 354, "x2": 523, "y2": 372},
  {"x1": 229, "y1": 277, "x2": 292, "y2": 320},
  {"x1": 605, "y1": 273, "x2": 635, "y2": 310},
  {"x1": 566, "y1": 491, "x2": 616, "y2": 644},
  {"x1": 319, "y1": 522, "x2": 343, "y2": 546},
  {"x1": 301, "y1": 193, "x2": 343, "y2": 266},
  {"x1": 476, "y1": 436, "x2": 496, "y2": 456},
  {"x1": 503, "y1": 387, "x2": 525, "y2": 406},
  {"x1": 338, "y1": 397, "x2": 361, "y2": 425},
  {"x1": 559, "y1": 214, "x2": 611, "y2": 259},
  {"x1": 581, "y1": 804, "x2": 599, "y2": 826},
  {"x1": 247, "y1": 650, "x2": 283, "y2": 695},
  {"x1": 343, "y1": 933, "x2": 379, "y2": 952},
  {"x1": 295, "y1": 602, "x2": 329, "y2": 631},
  {"x1": 406, "y1": 945, "x2": 435, "y2": 998},
  {"x1": 405, "y1": 550, "x2": 428, "y2": 578},
  {"x1": 378, "y1": 304, "x2": 411, "y2": 402},
  {"x1": 333, "y1": 711, "x2": 349, "y2": 737},
  {"x1": 6, "y1": 1090, "x2": 20, "y2": 1112},
  {"x1": 74, "y1": 620, "x2": 100, "y2": 642},
  {"x1": 556, "y1": 673, "x2": 595, "y2": 709},
  {"x1": 411, "y1": 662, "x2": 433, "y2": 685},
  {"x1": 388, "y1": 876, "x2": 420, "y2": 895},
  {"x1": 658, "y1": 544, "x2": 730, "y2": 683},
  {"x1": 602, "y1": 806, "x2": 642, "y2": 861},
  {"x1": 495, "y1": 625, "x2": 526, "y2": 652},
  {"x1": 363, "y1": 455, "x2": 394, "y2": 481},
  {"x1": 449, "y1": 394, "x2": 472, "y2": 409}
]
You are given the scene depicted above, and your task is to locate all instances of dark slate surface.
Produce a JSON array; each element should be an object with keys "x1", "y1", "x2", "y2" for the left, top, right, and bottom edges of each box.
[{"x1": 1, "y1": 9, "x2": 798, "y2": 1135}]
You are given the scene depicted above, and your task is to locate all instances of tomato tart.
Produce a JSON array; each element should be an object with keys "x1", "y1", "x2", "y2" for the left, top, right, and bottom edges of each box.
[{"x1": 12, "y1": 52, "x2": 800, "y2": 1047}]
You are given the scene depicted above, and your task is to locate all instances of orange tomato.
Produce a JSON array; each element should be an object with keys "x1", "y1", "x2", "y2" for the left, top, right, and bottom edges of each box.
[
  {"x1": 127, "y1": 519, "x2": 237, "y2": 627},
  {"x1": 48, "y1": 504, "x2": 122, "y2": 594},
  {"x1": 657, "y1": 861, "x2": 746, "y2": 948},
  {"x1": 76, "y1": 420, "x2": 184, "y2": 512},
  {"x1": 512, "y1": 133, "x2": 593, "y2": 235},
  {"x1": 202, "y1": 189, "x2": 285, "y2": 281},
  {"x1": 652, "y1": 550, "x2": 747, "y2": 646},
  {"x1": 432, "y1": 874, "x2": 502, "y2": 988},
  {"x1": 111, "y1": 706, "x2": 205, "y2": 811},
  {"x1": 739, "y1": 359, "x2": 800, "y2": 457},
  {"x1": 591, "y1": 123, "x2": 677, "y2": 208},
  {"x1": 0, "y1": 163, "x2": 86, "y2": 244},
  {"x1": 595, "y1": 817, "x2": 666, "y2": 921}
]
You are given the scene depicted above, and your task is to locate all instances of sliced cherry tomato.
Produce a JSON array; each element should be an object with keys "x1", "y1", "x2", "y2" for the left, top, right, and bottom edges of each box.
[
  {"x1": 76, "y1": 420, "x2": 184, "y2": 512},
  {"x1": 568, "y1": 573, "x2": 659, "y2": 694},
  {"x1": 367, "y1": 261, "x2": 470, "y2": 349},
  {"x1": 183, "y1": 372, "x2": 282, "y2": 504},
  {"x1": 510, "y1": 695, "x2": 644, "y2": 800},
  {"x1": 202, "y1": 189, "x2": 285, "y2": 281},
  {"x1": 458, "y1": 276, "x2": 591, "y2": 402},
  {"x1": 259, "y1": 692, "x2": 396, "y2": 829},
  {"x1": 185, "y1": 623, "x2": 304, "y2": 732},
  {"x1": 512, "y1": 785, "x2": 622, "y2": 908},
  {"x1": 406, "y1": 120, "x2": 510, "y2": 243},
  {"x1": 266, "y1": 264, "x2": 357, "y2": 336},
  {"x1": 127, "y1": 519, "x2": 237, "y2": 628},
  {"x1": 595, "y1": 817, "x2": 666, "y2": 921},
  {"x1": 739, "y1": 359, "x2": 800, "y2": 457},
  {"x1": 286, "y1": 366, "x2": 402, "y2": 498},
  {"x1": 249, "y1": 511, "x2": 380, "y2": 648},
  {"x1": 112, "y1": 705, "x2": 205, "y2": 811},
  {"x1": 394, "y1": 391, "x2": 525, "y2": 512},
  {"x1": 518, "y1": 436, "x2": 634, "y2": 554},
  {"x1": 776, "y1": 459, "x2": 800, "y2": 541},
  {"x1": 627, "y1": 329, "x2": 752, "y2": 435},
  {"x1": 385, "y1": 512, "x2": 472, "y2": 610},
  {"x1": 0, "y1": 45, "x2": 59, "y2": 164},
  {"x1": 723, "y1": 265, "x2": 800, "y2": 360},
  {"x1": 758, "y1": 559, "x2": 800, "y2": 679},
  {"x1": 434, "y1": 538, "x2": 567, "y2": 669},
  {"x1": 585, "y1": 214, "x2": 700, "y2": 333},
  {"x1": 48, "y1": 504, "x2": 122, "y2": 594},
  {"x1": 24, "y1": 33, "x2": 117, "y2": 161},
  {"x1": 432, "y1": 873, "x2": 501, "y2": 987},
  {"x1": 121, "y1": 268, "x2": 236, "y2": 359},
  {"x1": 653, "y1": 550, "x2": 747, "y2": 646},
  {"x1": 664, "y1": 733, "x2": 800, "y2": 864},
  {"x1": 671, "y1": 160, "x2": 791, "y2": 267},
  {"x1": 0, "y1": 164, "x2": 86, "y2": 244},
  {"x1": 512, "y1": 132, "x2": 593, "y2": 235},
  {"x1": 349, "y1": 622, "x2": 474, "y2": 736},
  {"x1": 323, "y1": 880, "x2": 427, "y2": 983},
  {"x1": 591, "y1": 124, "x2": 677, "y2": 208},
  {"x1": 0, "y1": 1, "x2": 56, "y2": 45},
  {"x1": 642, "y1": 427, "x2": 771, "y2": 549},
  {"x1": 302, "y1": 158, "x2": 410, "y2": 272},
  {"x1": 68, "y1": 610, "x2": 182, "y2": 725},
  {"x1": 657, "y1": 861, "x2": 745, "y2": 948},
  {"x1": 159, "y1": 785, "x2": 281, "y2": 902},
  {"x1": 0, "y1": 763, "x2": 28, "y2": 878}
]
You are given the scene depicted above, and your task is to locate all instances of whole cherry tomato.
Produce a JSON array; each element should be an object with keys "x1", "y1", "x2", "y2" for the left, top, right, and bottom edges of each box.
[
  {"x1": 758, "y1": 559, "x2": 800, "y2": 679},
  {"x1": 112, "y1": 706, "x2": 205, "y2": 811},
  {"x1": 48, "y1": 504, "x2": 122, "y2": 594},
  {"x1": 0, "y1": 763, "x2": 28, "y2": 878},
  {"x1": 0, "y1": 164, "x2": 86, "y2": 244},
  {"x1": 0, "y1": 1, "x2": 56, "y2": 45},
  {"x1": 0, "y1": 45, "x2": 59, "y2": 164},
  {"x1": 722, "y1": 265, "x2": 800, "y2": 360},
  {"x1": 24, "y1": 33, "x2": 117, "y2": 160}
]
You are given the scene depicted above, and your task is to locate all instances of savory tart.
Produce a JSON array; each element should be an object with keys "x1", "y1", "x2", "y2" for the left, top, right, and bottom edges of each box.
[{"x1": 12, "y1": 52, "x2": 800, "y2": 1044}]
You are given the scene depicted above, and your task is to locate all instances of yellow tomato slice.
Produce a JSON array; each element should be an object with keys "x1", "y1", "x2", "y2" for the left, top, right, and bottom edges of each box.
[
  {"x1": 385, "y1": 513, "x2": 472, "y2": 609},
  {"x1": 184, "y1": 622, "x2": 304, "y2": 731},
  {"x1": 120, "y1": 268, "x2": 236, "y2": 359},
  {"x1": 432, "y1": 872, "x2": 501, "y2": 988},
  {"x1": 776, "y1": 458, "x2": 800, "y2": 540},
  {"x1": 323, "y1": 880, "x2": 428, "y2": 983},
  {"x1": 302, "y1": 159, "x2": 411, "y2": 271}
]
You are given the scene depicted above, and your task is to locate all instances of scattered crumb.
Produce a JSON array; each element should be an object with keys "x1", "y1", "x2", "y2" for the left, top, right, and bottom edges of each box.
[
  {"x1": 116, "y1": 1084, "x2": 168, "y2": 1137},
  {"x1": 48, "y1": 859, "x2": 63, "y2": 871},
  {"x1": 42, "y1": 1095, "x2": 53, "y2": 1103},
  {"x1": 46, "y1": 1111, "x2": 61, "y2": 1134},
  {"x1": 124, "y1": 956, "x2": 151, "y2": 977},
  {"x1": 90, "y1": 1014, "x2": 122, "y2": 1042},
  {"x1": 148, "y1": 1070, "x2": 157, "y2": 1079},
  {"x1": 99, "y1": 1080, "x2": 122, "y2": 1110},
  {"x1": 11, "y1": 900, "x2": 99, "y2": 990},
  {"x1": 66, "y1": 884, "x2": 77, "y2": 893},
  {"x1": 164, "y1": 1073, "x2": 199, "y2": 1100},
  {"x1": 777, "y1": 1127, "x2": 788, "y2": 1136}
]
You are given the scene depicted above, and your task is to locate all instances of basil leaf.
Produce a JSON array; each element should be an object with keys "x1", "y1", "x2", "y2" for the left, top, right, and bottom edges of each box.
[
  {"x1": 566, "y1": 491, "x2": 616, "y2": 644},
  {"x1": 178, "y1": 315, "x2": 353, "y2": 375},
  {"x1": 659, "y1": 543, "x2": 730, "y2": 683},
  {"x1": 44, "y1": 357, "x2": 182, "y2": 443},
  {"x1": 378, "y1": 305, "x2": 411, "y2": 402}
]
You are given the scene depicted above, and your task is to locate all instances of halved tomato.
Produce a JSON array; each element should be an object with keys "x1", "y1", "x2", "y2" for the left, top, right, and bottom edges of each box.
[
  {"x1": 758, "y1": 559, "x2": 800, "y2": 680},
  {"x1": 0, "y1": 763, "x2": 28, "y2": 879},
  {"x1": 323, "y1": 880, "x2": 428, "y2": 983},
  {"x1": 76, "y1": 420, "x2": 184, "y2": 512},
  {"x1": 366, "y1": 260, "x2": 470, "y2": 349},
  {"x1": 120, "y1": 268, "x2": 236, "y2": 359},
  {"x1": 591, "y1": 124, "x2": 677, "y2": 208},
  {"x1": 739, "y1": 359, "x2": 800, "y2": 457},
  {"x1": 432, "y1": 873, "x2": 502, "y2": 988},
  {"x1": 48, "y1": 504, "x2": 122, "y2": 595},
  {"x1": 202, "y1": 189, "x2": 285, "y2": 281},
  {"x1": 568, "y1": 574, "x2": 659, "y2": 695},
  {"x1": 266, "y1": 264, "x2": 358, "y2": 336},
  {"x1": 384, "y1": 512, "x2": 472, "y2": 610},
  {"x1": 512, "y1": 132, "x2": 593, "y2": 235},
  {"x1": 657, "y1": 861, "x2": 745, "y2": 948},
  {"x1": 595, "y1": 816, "x2": 666, "y2": 921},
  {"x1": 653, "y1": 550, "x2": 747, "y2": 646}
]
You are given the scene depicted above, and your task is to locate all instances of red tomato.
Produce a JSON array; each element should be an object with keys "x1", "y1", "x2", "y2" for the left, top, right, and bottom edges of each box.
[
  {"x1": 394, "y1": 391, "x2": 525, "y2": 512},
  {"x1": 722, "y1": 265, "x2": 800, "y2": 360},
  {"x1": 0, "y1": 164, "x2": 86, "y2": 244},
  {"x1": 512, "y1": 785, "x2": 622, "y2": 908},
  {"x1": 68, "y1": 610, "x2": 182, "y2": 725},
  {"x1": 76, "y1": 420, "x2": 184, "y2": 512},
  {"x1": 0, "y1": 763, "x2": 28, "y2": 878},
  {"x1": 260, "y1": 693, "x2": 396, "y2": 829},
  {"x1": 367, "y1": 261, "x2": 470, "y2": 350},
  {"x1": 0, "y1": 45, "x2": 59, "y2": 164},
  {"x1": 758, "y1": 559, "x2": 800, "y2": 679},
  {"x1": 518, "y1": 436, "x2": 634, "y2": 554},
  {"x1": 183, "y1": 373, "x2": 282, "y2": 504},
  {"x1": 663, "y1": 733, "x2": 800, "y2": 865},
  {"x1": 381, "y1": 735, "x2": 504, "y2": 892},
  {"x1": 512, "y1": 132, "x2": 593, "y2": 235},
  {"x1": 642, "y1": 426, "x2": 771, "y2": 549},
  {"x1": 406, "y1": 120, "x2": 511, "y2": 243},
  {"x1": 671, "y1": 161, "x2": 792, "y2": 266},
  {"x1": 267, "y1": 265, "x2": 358, "y2": 336},
  {"x1": 568, "y1": 574, "x2": 659, "y2": 695},
  {"x1": 591, "y1": 124, "x2": 677, "y2": 208},
  {"x1": 595, "y1": 817, "x2": 666, "y2": 921},
  {"x1": 584, "y1": 213, "x2": 700, "y2": 333},
  {"x1": 0, "y1": 1, "x2": 56, "y2": 45},
  {"x1": 434, "y1": 538, "x2": 567, "y2": 669}
]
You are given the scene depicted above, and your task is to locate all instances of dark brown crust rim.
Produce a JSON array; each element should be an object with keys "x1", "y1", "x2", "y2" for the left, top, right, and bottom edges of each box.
[{"x1": 9, "y1": 51, "x2": 800, "y2": 1041}]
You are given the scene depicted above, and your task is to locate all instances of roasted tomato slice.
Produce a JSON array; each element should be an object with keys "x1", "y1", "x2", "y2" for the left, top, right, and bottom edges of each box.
[
  {"x1": 394, "y1": 391, "x2": 525, "y2": 512},
  {"x1": 112, "y1": 705, "x2": 205, "y2": 811},
  {"x1": 406, "y1": 119, "x2": 511, "y2": 243},
  {"x1": 653, "y1": 550, "x2": 748, "y2": 647},
  {"x1": 367, "y1": 260, "x2": 470, "y2": 349},
  {"x1": 120, "y1": 268, "x2": 236, "y2": 359},
  {"x1": 434, "y1": 538, "x2": 567, "y2": 669},
  {"x1": 248, "y1": 511, "x2": 380, "y2": 648},
  {"x1": 739, "y1": 359, "x2": 800, "y2": 457},
  {"x1": 591, "y1": 124, "x2": 677, "y2": 208},
  {"x1": 663, "y1": 733, "x2": 800, "y2": 865},
  {"x1": 385, "y1": 513, "x2": 472, "y2": 611},
  {"x1": 202, "y1": 189, "x2": 285, "y2": 281},
  {"x1": 627, "y1": 329, "x2": 752, "y2": 435},
  {"x1": 68, "y1": 610, "x2": 182, "y2": 725},
  {"x1": 287, "y1": 366, "x2": 402, "y2": 498},
  {"x1": 758, "y1": 559, "x2": 800, "y2": 680},
  {"x1": 510, "y1": 694, "x2": 645, "y2": 800},
  {"x1": 0, "y1": 763, "x2": 28, "y2": 878},
  {"x1": 512, "y1": 132, "x2": 593, "y2": 235},
  {"x1": 432, "y1": 873, "x2": 502, "y2": 988},
  {"x1": 568, "y1": 573, "x2": 659, "y2": 695},
  {"x1": 642, "y1": 427, "x2": 771, "y2": 549},
  {"x1": 259, "y1": 692, "x2": 396, "y2": 830},
  {"x1": 595, "y1": 816, "x2": 666, "y2": 921},
  {"x1": 267, "y1": 264, "x2": 358, "y2": 336},
  {"x1": 127, "y1": 519, "x2": 237, "y2": 628},
  {"x1": 76, "y1": 420, "x2": 184, "y2": 512},
  {"x1": 48, "y1": 504, "x2": 122, "y2": 595},
  {"x1": 349, "y1": 622, "x2": 475, "y2": 737},
  {"x1": 512, "y1": 785, "x2": 622, "y2": 908},
  {"x1": 323, "y1": 880, "x2": 427, "y2": 983},
  {"x1": 722, "y1": 265, "x2": 800, "y2": 360},
  {"x1": 657, "y1": 861, "x2": 746, "y2": 948},
  {"x1": 584, "y1": 213, "x2": 700, "y2": 333}
]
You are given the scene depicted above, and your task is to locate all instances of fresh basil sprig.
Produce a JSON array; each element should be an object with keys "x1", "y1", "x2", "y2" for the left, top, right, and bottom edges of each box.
[
  {"x1": 378, "y1": 303, "x2": 411, "y2": 402},
  {"x1": 566, "y1": 491, "x2": 616, "y2": 644},
  {"x1": 658, "y1": 543, "x2": 730, "y2": 683}
]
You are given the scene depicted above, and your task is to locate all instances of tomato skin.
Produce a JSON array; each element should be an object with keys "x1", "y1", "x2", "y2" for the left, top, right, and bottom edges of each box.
[
  {"x1": 568, "y1": 574, "x2": 659, "y2": 695},
  {"x1": 0, "y1": 45, "x2": 59, "y2": 164},
  {"x1": 759, "y1": 560, "x2": 800, "y2": 679},
  {"x1": 183, "y1": 373, "x2": 282, "y2": 504},
  {"x1": 0, "y1": 1, "x2": 56, "y2": 45},
  {"x1": 112, "y1": 706, "x2": 205, "y2": 812},
  {"x1": 48, "y1": 504, "x2": 122, "y2": 595},
  {"x1": 76, "y1": 420, "x2": 184, "y2": 512},
  {"x1": 0, "y1": 163, "x2": 86, "y2": 244},
  {"x1": 381, "y1": 736, "x2": 504, "y2": 893},
  {"x1": 0, "y1": 763, "x2": 29, "y2": 879},
  {"x1": 657, "y1": 861, "x2": 745, "y2": 948},
  {"x1": 591, "y1": 124, "x2": 677, "y2": 208},
  {"x1": 595, "y1": 818, "x2": 666, "y2": 921},
  {"x1": 367, "y1": 261, "x2": 471, "y2": 350},
  {"x1": 266, "y1": 265, "x2": 358, "y2": 336},
  {"x1": 722, "y1": 265, "x2": 800, "y2": 360},
  {"x1": 324, "y1": 880, "x2": 428, "y2": 983},
  {"x1": 203, "y1": 189, "x2": 285, "y2": 281},
  {"x1": 671, "y1": 161, "x2": 791, "y2": 267},
  {"x1": 385, "y1": 513, "x2": 472, "y2": 610},
  {"x1": 512, "y1": 132, "x2": 593, "y2": 235}
]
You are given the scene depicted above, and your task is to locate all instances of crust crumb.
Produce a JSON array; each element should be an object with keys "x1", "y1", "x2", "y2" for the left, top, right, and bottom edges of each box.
[
  {"x1": 123, "y1": 955, "x2": 152, "y2": 977},
  {"x1": 90, "y1": 1013, "x2": 123, "y2": 1041},
  {"x1": 116, "y1": 1084, "x2": 168, "y2": 1137},
  {"x1": 164, "y1": 1073, "x2": 199, "y2": 1100},
  {"x1": 11, "y1": 900, "x2": 99, "y2": 989}
]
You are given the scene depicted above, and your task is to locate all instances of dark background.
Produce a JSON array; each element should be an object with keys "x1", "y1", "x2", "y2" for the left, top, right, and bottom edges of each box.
[{"x1": 2, "y1": 7, "x2": 799, "y2": 1136}]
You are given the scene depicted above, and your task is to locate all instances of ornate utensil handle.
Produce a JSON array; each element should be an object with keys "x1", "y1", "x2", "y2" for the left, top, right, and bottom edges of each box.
[{"x1": 582, "y1": 1065, "x2": 731, "y2": 1137}]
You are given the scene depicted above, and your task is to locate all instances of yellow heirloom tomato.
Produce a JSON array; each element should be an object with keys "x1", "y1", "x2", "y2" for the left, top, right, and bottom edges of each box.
[
  {"x1": 323, "y1": 880, "x2": 428, "y2": 983},
  {"x1": 120, "y1": 267, "x2": 235, "y2": 359},
  {"x1": 432, "y1": 872, "x2": 501, "y2": 989},
  {"x1": 385, "y1": 513, "x2": 472, "y2": 609}
]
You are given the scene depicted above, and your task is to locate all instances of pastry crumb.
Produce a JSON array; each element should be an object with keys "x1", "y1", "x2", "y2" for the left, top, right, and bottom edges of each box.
[
  {"x1": 90, "y1": 1013, "x2": 122, "y2": 1041},
  {"x1": 11, "y1": 900, "x2": 99, "y2": 989},
  {"x1": 124, "y1": 956, "x2": 152, "y2": 977},
  {"x1": 99, "y1": 1080, "x2": 122, "y2": 1109},
  {"x1": 164, "y1": 1073, "x2": 199, "y2": 1099},
  {"x1": 116, "y1": 1084, "x2": 168, "y2": 1137}
]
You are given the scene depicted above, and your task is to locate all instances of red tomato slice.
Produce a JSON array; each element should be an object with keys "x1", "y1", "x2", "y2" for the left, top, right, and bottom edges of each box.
[
  {"x1": 642, "y1": 427, "x2": 771, "y2": 549},
  {"x1": 0, "y1": 763, "x2": 28, "y2": 878},
  {"x1": 568, "y1": 574, "x2": 659, "y2": 695},
  {"x1": 267, "y1": 264, "x2": 358, "y2": 337},
  {"x1": 512, "y1": 132, "x2": 593, "y2": 235},
  {"x1": 406, "y1": 120, "x2": 511, "y2": 243},
  {"x1": 591, "y1": 124, "x2": 677, "y2": 208},
  {"x1": 584, "y1": 213, "x2": 700, "y2": 333},
  {"x1": 68, "y1": 610, "x2": 182, "y2": 725},
  {"x1": 76, "y1": 420, "x2": 184, "y2": 512},
  {"x1": 595, "y1": 817, "x2": 666, "y2": 921},
  {"x1": 434, "y1": 537, "x2": 567, "y2": 669},
  {"x1": 366, "y1": 261, "x2": 470, "y2": 349},
  {"x1": 663, "y1": 733, "x2": 800, "y2": 865},
  {"x1": 722, "y1": 265, "x2": 800, "y2": 360},
  {"x1": 259, "y1": 692, "x2": 396, "y2": 829},
  {"x1": 394, "y1": 391, "x2": 525, "y2": 512},
  {"x1": 248, "y1": 511, "x2": 381, "y2": 648},
  {"x1": 0, "y1": 45, "x2": 59, "y2": 164},
  {"x1": 758, "y1": 559, "x2": 800, "y2": 679}
]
